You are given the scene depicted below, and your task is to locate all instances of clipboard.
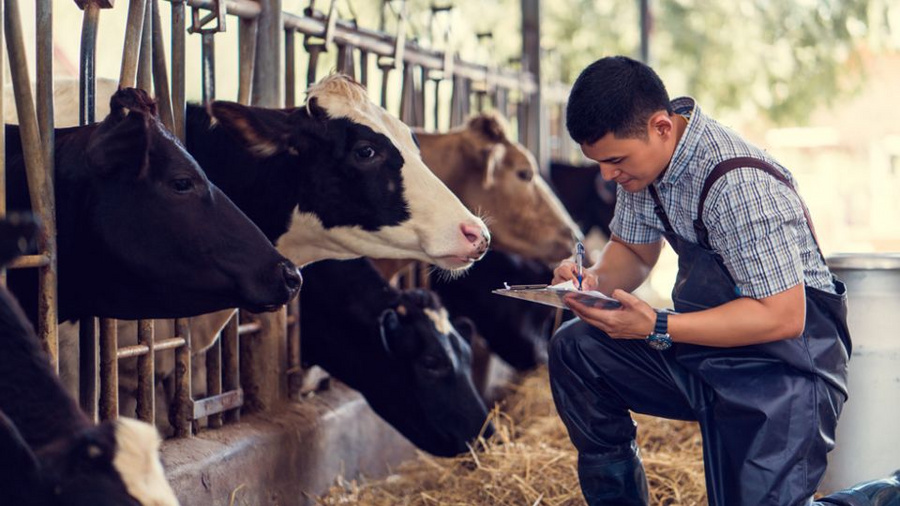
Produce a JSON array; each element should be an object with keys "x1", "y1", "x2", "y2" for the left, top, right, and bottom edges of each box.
[{"x1": 492, "y1": 281, "x2": 623, "y2": 310}]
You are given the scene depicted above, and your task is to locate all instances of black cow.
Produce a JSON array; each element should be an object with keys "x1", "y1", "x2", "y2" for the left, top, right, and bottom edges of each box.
[
  {"x1": 0, "y1": 215, "x2": 179, "y2": 506},
  {"x1": 548, "y1": 160, "x2": 617, "y2": 238},
  {"x1": 300, "y1": 259, "x2": 492, "y2": 457},
  {"x1": 6, "y1": 88, "x2": 301, "y2": 324},
  {"x1": 430, "y1": 250, "x2": 558, "y2": 371}
]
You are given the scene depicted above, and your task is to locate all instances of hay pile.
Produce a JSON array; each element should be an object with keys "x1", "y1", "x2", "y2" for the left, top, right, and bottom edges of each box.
[{"x1": 315, "y1": 368, "x2": 706, "y2": 505}]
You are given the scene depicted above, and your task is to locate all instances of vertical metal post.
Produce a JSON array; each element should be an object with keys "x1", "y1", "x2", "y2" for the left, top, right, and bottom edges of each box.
[
  {"x1": 251, "y1": 0, "x2": 282, "y2": 107},
  {"x1": 5, "y1": 0, "x2": 58, "y2": 369},
  {"x1": 201, "y1": 33, "x2": 215, "y2": 104},
  {"x1": 136, "y1": 0, "x2": 153, "y2": 92},
  {"x1": 639, "y1": 0, "x2": 650, "y2": 63},
  {"x1": 237, "y1": 19, "x2": 257, "y2": 105},
  {"x1": 284, "y1": 29, "x2": 295, "y2": 107},
  {"x1": 171, "y1": 0, "x2": 186, "y2": 141},
  {"x1": 98, "y1": 318, "x2": 118, "y2": 420},
  {"x1": 222, "y1": 314, "x2": 240, "y2": 423},
  {"x1": 206, "y1": 337, "x2": 222, "y2": 428},
  {"x1": 136, "y1": 319, "x2": 155, "y2": 422},
  {"x1": 150, "y1": 0, "x2": 174, "y2": 132},
  {"x1": 521, "y1": 0, "x2": 547, "y2": 172},
  {"x1": 36, "y1": 0, "x2": 53, "y2": 174},
  {"x1": 79, "y1": 317, "x2": 98, "y2": 422},
  {"x1": 359, "y1": 50, "x2": 369, "y2": 87},
  {"x1": 78, "y1": 2, "x2": 100, "y2": 126},
  {"x1": 173, "y1": 318, "x2": 192, "y2": 438},
  {"x1": 119, "y1": 0, "x2": 147, "y2": 88}
]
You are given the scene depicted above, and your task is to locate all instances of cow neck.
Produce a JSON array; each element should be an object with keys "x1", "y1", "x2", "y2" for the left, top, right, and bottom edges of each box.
[
  {"x1": 184, "y1": 104, "x2": 301, "y2": 243},
  {"x1": 0, "y1": 289, "x2": 91, "y2": 451}
]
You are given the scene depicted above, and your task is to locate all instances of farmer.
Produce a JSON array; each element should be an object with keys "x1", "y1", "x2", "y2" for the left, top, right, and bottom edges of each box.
[{"x1": 549, "y1": 55, "x2": 900, "y2": 505}]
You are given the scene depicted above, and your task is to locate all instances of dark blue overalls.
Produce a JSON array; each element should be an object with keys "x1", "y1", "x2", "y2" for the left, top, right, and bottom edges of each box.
[{"x1": 549, "y1": 158, "x2": 854, "y2": 505}]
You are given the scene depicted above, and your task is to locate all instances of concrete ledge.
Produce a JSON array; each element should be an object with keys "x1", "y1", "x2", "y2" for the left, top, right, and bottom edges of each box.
[{"x1": 161, "y1": 384, "x2": 417, "y2": 506}]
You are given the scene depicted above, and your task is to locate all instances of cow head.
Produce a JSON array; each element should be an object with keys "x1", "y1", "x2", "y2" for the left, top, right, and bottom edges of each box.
[
  {"x1": 417, "y1": 112, "x2": 581, "y2": 265},
  {"x1": 0, "y1": 415, "x2": 178, "y2": 506},
  {"x1": 377, "y1": 289, "x2": 493, "y2": 456},
  {"x1": 74, "y1": 88, "x2": 300, "y2": 319},
  {"x1": 208, "y1": 74, "x2": 490, "y2": 271}
]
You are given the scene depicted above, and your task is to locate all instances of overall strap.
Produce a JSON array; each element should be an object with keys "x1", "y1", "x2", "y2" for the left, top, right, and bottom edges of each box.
[
  {"x1": 694, "y1": 157, "x2": 824, "y2": 262},
  {"x1": 647, "y1": 184, "x2": 677, "y2": 236}
]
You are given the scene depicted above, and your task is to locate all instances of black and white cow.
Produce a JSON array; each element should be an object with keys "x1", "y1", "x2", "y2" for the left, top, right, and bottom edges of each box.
[
  {"x1": 548, "y1": 160, "x2": 617, "y2": 238},
  {"x1": 300, "y1": 258, "x2": 492, "y2": 457},
  {"x1": 430, "y1": 250, "x2": 558, "y2": 371},
  {"x1": 0, "y1": 215, "x2": 178, "y2": 506},
  {"x1": 6, "y1": 88, "x2": 301, "y2": 324}
]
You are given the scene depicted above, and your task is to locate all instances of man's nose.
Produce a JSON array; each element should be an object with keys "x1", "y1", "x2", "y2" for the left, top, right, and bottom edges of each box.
[{"x1": 598, "y1": 164, "x2": 619, "y2": 181}]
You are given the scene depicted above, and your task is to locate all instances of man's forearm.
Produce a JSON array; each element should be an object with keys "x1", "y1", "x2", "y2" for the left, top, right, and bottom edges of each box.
[{"x1": 592, "y1": 239, "x2": 658, "y2": 294}]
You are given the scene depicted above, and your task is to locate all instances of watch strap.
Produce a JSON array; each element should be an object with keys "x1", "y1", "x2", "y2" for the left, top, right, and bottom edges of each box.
[{"x1": 653, "y1": 311, "x2": 668, "y2": 335}]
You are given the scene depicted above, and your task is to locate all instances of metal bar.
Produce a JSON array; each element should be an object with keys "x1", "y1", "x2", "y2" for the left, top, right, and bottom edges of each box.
[
  {"x1": 222, "y1": 313, "x2": 240, "y2": 423},
  {"x1": 640, "y1": 0, "x2": 650, "y2": 63},
  {"x1": 5, "y1": 0, "x2": 58, "y2": 370},
  {"x1": 192, "y1": 389, "x2": 242, "y2": 420},
  {"x1": 136, "y1": 319, "x2": 155, "y2": 423},
  {"x1": 399, "y1": 63, "x2": 415, "y2": 125},
  {"x1": 306, "y1": 44, "x2": 322, "y2": 89},
  {"x1": 116, "y1": 343, "x2": 150, "y2": 358},
  {"x1": 416, "y1": 65, "x2": 426, "y2": 127},
  {"x1": 79, "y1": 317, "x2": 99, "y2": 422},
  {"x1": 79, "y1": 3, "x2": 100, "y2": 126},
  {"x1": 120, "y1": 0, "x2": 147, "y2": 88},
  {"x1": 178, "y1": 0, "x2": 260, "y2": 19},
  {"x1": 151, "y1": 0, "x2": 175, "y2": 132},
  {"x1": 98, "y1": 318, "x2": 118, "y2": 420},
  {"x1": 206, "y1": 337, "x2": 223, "y2": 428},
  {"x1": 171, "y1": 0, "x2": 186, "y2": 141},
  {"x1": 201, "y1": 32, "x2": 215, "y2": 104},
  {"x1": 238, "y1": 321, "x2": 261, "y2": 335},
  {"x1": 283, "y1": 12, "x2": 537, "y2": 94},
  {"x1": 521, "y1": 0, "x2": 546, "y2": 171},
  {"x1": 136, "y1": 0, "x2": 153, "y2": 92},
  {"x1": 151, "y1": 336, "x2": 187, "y2": 351},
  {"x1": 6, "y1": 254, "x2": 50, "y2": 269},
  {"x1": 237, "y1": 18, "x2": 257, "y2": 105},
  {"x1": 173, "y1": 318, "x2": 192, "y2": 438},
  {"x1": 432, "y1": 78, "x2": 440, "y2": 130},
  {"x1": 379, "y1": 66, "x2": 390, "y2": 109},
  {"x1": 286, "y1": 296, "x2": 300, "y2": 400},
  {"x1": 336, "y1": 44, "x2": 354, "y2": 79},
  {"x1": 358, "y1": 50, "x2": 369, "y2": 87},
  {"x1": 36, "y1": 0, "x2": 53, "y2": 175},
  {"x1": 284, "y1": 29, "x2": 295, "y2": 107},
  {"x1": 251, "y1": 0, "x2": 281, "y2": 107}
]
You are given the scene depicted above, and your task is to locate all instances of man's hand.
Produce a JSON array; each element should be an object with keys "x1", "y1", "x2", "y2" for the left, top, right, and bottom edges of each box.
[
  {"x1": 552, "y1": 260, "x2": 599, "y2": 290},
  {"x1": 564, "y1": 289, "x2": 656, "y2": 340}
]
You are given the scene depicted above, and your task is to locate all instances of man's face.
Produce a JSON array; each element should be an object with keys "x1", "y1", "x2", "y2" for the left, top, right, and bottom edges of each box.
[{"x1": 579, "y1": 113, "x2": 677, "y2": 193}]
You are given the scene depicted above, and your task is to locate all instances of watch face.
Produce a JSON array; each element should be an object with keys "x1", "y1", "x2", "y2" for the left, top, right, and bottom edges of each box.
[{"x1": 647, "y1": 333, "x2": 672, "y2": 351}]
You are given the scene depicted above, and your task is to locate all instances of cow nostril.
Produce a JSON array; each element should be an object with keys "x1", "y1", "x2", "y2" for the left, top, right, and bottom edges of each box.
[
  {"x1": 461, "y1": 223, "x2": 482, "y2": 245},
  {"x1": 282, "y1": 262, "x2": 303, "y2": 291}
]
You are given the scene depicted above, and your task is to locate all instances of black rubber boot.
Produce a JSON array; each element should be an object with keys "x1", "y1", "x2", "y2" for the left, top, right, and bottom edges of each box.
[
  {"x1": 818, "y1": 471, "x2": 900, "y2": 506},
  {"x1": 577, "y1": 441, "x2": 650, "y2": 506}
]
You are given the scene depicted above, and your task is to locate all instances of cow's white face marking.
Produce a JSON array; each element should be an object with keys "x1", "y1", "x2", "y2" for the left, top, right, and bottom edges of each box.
[
  {"x1": 298, "y1": 75, "x2": 490, "y2": 270},
  {"x1": 424, "y1": 307, "x2": 452, "y2": 336},
  {"x1": 112, "y1": 419, "x2": 180, "y2": 506}
]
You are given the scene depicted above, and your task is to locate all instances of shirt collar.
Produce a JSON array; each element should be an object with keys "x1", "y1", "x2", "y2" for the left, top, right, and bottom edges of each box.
[{"x1": 659, "y1": 96, "x2": 705, "y2": 185}]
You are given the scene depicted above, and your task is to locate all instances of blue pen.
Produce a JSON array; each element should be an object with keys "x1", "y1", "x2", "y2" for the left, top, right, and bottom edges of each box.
[{"x1": 575, "y1": 241, "x2": 585, "y2": 290}]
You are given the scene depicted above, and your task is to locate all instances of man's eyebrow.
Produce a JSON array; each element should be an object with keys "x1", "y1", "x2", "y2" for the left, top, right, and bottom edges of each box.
[{"x1": 597, "y1": 155, "x2": 624, "y2": 163}]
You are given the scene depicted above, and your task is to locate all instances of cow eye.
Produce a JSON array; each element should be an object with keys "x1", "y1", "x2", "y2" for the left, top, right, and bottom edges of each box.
[
  {"x1": 170, "y1": 178, "x2": 194, "y2": 193},
  {"x1": 517, "y1": 169, "x2": 533, "y2": 182},
  {"x1": 355, "y1": 145, "x2": 376, "y2": 160}
]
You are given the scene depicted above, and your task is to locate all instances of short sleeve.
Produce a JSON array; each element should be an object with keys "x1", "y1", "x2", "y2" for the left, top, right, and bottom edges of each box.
[
  {"x1": 609, "y1": 190, "x2": 662, "y2": 244},
  {"x1": 704, "y1": 170, "x2": 806, "y2": 299}
]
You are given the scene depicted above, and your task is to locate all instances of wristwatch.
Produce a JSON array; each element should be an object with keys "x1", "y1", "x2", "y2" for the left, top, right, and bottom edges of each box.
[{"x1": 646, "y1": 311, "x2": 672, "y2": 351}]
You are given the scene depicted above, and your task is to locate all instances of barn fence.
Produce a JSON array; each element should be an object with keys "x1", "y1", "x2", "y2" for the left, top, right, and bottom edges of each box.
[{"x1": 1, "y1": 0, "x2": 573, "y2": 442}]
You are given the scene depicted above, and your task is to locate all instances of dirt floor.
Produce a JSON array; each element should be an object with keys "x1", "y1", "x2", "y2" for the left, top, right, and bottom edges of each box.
[{"x1": 314, "y1": 368, "x2": 707, "y2": 505}]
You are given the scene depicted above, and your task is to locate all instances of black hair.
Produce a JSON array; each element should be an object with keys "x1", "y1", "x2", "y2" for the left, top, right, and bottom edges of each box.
[{"x1": 566, "y1": 56, "x2": 672, "y2": 144}]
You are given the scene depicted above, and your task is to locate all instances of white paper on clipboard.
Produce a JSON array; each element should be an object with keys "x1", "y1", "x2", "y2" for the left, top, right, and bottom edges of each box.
[{"x1": 492, "y1": 280, "x2": 623, "y2": 310}]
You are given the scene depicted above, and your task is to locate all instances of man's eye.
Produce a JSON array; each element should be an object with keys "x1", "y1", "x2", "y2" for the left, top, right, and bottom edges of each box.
[
  {"x1": 170, "y1": 178, "x2": 194, "y2": 193},
  {"x1": 356, "y1": 146, "x2": 376, "y2": 159}
]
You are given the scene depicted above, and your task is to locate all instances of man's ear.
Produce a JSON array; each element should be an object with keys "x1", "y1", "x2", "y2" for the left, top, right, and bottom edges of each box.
[
  {"x1": 649, "y1": 111, "x2": 675, "y2": 139},
  {"x1": 211, "y1": 101, "x2": 301, "y2": 158},
  {"x1": 86, "y1": 88, "x2": 156, "y2": 179}
]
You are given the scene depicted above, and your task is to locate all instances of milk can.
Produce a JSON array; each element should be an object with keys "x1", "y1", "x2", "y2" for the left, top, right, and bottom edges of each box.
[{"x1": 821, "y1": 253, "x2": 900, "y2": 492}]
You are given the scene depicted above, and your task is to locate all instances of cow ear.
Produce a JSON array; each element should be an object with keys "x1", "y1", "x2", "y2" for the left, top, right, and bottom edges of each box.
[
  {"x1": 86, "y1": 88, "x2": 156, "y2": 179},
  {"x1": 0, "y1": 411, "x2": 44, "y2": 502},
  {"x1": 210, "y1": 101, "x2": 296, "y2": 158},
  {"x1": 467, "y1": 113, "x2": 507, "y2": 143},
  {"x1": 378, "y1": 308, "x2": 401, "y2": 357}
]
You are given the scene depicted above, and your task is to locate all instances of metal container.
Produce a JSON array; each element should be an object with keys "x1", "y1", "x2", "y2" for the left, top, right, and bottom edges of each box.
[{"x1": 821, "y1": 253, "x2": 900, "y2": 492}]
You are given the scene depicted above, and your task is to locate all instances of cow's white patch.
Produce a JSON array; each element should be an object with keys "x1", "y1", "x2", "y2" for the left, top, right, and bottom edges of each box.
[
  {"x1": 424, "y1": 307, "x2": 452, "y2": 335},
  {"x1": 112, "y1": 419, "x2": 180, "y2": 506}
]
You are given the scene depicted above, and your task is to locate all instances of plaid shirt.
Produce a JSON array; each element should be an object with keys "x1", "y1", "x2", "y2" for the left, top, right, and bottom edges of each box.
[{"x1": 610, "y1": 97, "x2": 836, "y2": 298}]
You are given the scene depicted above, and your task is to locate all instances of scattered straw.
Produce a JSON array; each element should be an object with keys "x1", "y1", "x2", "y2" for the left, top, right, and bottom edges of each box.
[{"x1": 315, "y1": 368, "x2": 707, "y2": 505}]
